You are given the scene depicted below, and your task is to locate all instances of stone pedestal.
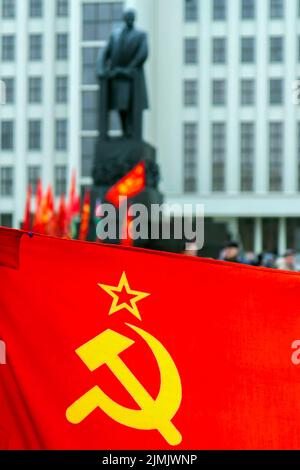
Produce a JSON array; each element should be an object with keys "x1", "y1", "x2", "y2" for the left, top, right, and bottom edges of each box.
[{"x1": 89, "y1": 138, "x2": 164, "y2": 247}]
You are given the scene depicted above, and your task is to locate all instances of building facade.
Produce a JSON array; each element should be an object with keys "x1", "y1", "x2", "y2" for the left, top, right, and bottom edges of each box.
[{"x1": 1, "y1": 0, "x2": 300, "y2": 254}]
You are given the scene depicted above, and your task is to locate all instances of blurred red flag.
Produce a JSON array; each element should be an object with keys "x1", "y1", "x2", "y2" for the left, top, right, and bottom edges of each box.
[
  {"x1": 121, "y1": 207, "x2": 133, "y2": 247},
  {"x1": 67, "y1": 170, "x2": 81, "y2": 238},
  {"x1": 22, "y1": 186, "x2": 32, "y2": 231},
  {"x1": 106, "y1": 161, "x2": 146, "y2": 208},
  {"x1": 68, "y1": 170, "x2": 80, "y2": 217},
  {"x1": 1, "y1": 227, "x2": 300, "y2": 450},
  {"x1": 43, "y1": 186, "x2": 55, "y2": 236},
  {"x1": 32, "y1": 180, "x2": 43, "y2": 233},
  {"x1": 56, "y1": 195, "x2": 68, "y2": 238},
  {"x1": 78, "y1": 189, "x2": 91, "y2": 241}
]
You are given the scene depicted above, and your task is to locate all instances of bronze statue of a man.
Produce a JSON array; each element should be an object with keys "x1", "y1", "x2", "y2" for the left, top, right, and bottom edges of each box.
[{"x1": 97, "y1": 9, "x2": 149, "y2": 139}]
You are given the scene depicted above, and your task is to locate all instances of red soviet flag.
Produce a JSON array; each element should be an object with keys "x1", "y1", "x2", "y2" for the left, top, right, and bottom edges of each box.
[
  {"x1": 1, "y1": 226, "x2": 300, "y2": 450},
  {"x1": 106, "y1": 161, "x2": 146, "y2": 208}
]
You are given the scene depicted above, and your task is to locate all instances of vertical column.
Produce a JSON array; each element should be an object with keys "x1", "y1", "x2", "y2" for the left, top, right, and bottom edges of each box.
[
  {"x1": 155, "y1": 0, "x2": 182, "y2": 195},
  {"x1": 68, "y1": 0, "x2": 81, "y2": 192},
  {"x1": 226, "y1": 0, "x2": 239, "y2": 193},
  {"x1": 278, "y1": 217, "x2": 286, "y2": 254},
  {"x1": 255, "y1": 0, "x2": 268, "y2": 193},
  {"x1": 254, "y1": 217, "x2": 263, "y2": 253},
  {"x1": 284, "y1": 1, "x2": 297, "y2": 193},
  {"x1": 15, "y1": 0, "x2": 28, "y2": 226},
  {"x1": 43, "y1": 0, "x2": 55, "y2": 188},
  {"x1": 199, "y1": 0, "x2": 211, "y2": 193},
  {"x1": 227, "y1": 218, "x2": 239, "y2": 240}
]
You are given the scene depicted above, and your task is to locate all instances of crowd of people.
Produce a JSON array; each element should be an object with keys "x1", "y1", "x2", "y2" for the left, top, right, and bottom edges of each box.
[
  {"x1": 184, "y1": 240, "x2": 299, "y2": 271},
  {"x1": 219, "y1": 241, "x2": 298, "y2": 272}
]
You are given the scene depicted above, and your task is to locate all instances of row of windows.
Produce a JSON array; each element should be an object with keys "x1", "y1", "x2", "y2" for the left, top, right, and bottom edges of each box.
[
  {"x1": 184, "y1": 36, "x2": 300, "y2": 65},
  {"x1": 184, "y1": 0, "x2": 292, "y2": 21},
  {"x1": 1, "y1": 76, "x2": 68, "y2": 104},
  {"x1": 0, "y1": 119, "x2": 68, "y2": 151},
  {"x1": 183, "y1": 121, "x2": 299, "y2": 193},
  {"x1": 0, "y1": 165, "x2": 68, "y2": 197},
  {"x1": 183, "y1": 78, "x2": 286, "y2": 106},
  {"x1": 1, "y1": 0, "x2": 68, "y2": 18},
  {"x1": 1, "y1": 33, "x2": 68, "y2": 61}
]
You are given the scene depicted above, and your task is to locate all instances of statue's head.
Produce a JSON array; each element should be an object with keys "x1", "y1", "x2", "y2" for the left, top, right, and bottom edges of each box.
[{"x1": 123, "y1": 9, "x2": 136, "y2": 28}]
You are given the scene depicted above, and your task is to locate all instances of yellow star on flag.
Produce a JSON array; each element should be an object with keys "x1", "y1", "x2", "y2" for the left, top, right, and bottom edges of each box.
[{"x1": 98, "y1": 272, "x2": 150, "y2": 321}]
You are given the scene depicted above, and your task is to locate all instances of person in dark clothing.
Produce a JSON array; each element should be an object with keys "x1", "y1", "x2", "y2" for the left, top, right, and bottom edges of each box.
[{"x1": 221, "y1": 241, "x2": 247, "y2": 264}]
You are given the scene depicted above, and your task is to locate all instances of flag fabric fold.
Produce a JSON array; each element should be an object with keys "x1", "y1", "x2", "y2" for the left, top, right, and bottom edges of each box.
[{"x1": 1, "y1": 227, "x2": 300, "y2": 450}]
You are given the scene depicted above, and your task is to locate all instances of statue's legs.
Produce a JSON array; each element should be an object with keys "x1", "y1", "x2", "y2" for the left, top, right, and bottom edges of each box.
[{"x1": 120, "y1": 110, "x2": 133, "y2": 138}]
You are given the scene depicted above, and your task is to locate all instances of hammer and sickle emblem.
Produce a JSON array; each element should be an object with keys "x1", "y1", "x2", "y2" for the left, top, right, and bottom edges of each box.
[{"x1": 66, "y1": 323, "x2": 182, "y2": 446}]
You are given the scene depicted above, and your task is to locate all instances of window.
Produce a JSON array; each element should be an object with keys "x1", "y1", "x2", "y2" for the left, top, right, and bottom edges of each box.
[
  {"x1": 56, "y1": 76, "x2": 68, "y2": 103},
  {"x1": 241, "y1": 79, "x2": 255, "y2": 105},
  {"x1": 1, "y1": 120, "x2": 14, "y2": 150},
  {"x1": 241, "y1": 37, "x2": 255, "y2": 63},
  {"x1": 55, "y1": 166, "x2": 67, "y2": 196},
  {"x1": 184, "y1": 38, "x2": 198, "y2": 64},
  {"x1": 212, "y1": 37, "x2": 226, "y2": 64},
  {"x1": 184, "y1": 80, "x2": 198, "y2": 106},
  {"x1": 240, "y1": 122, "x2": 255, "y2": 192},
  {"x1": 28, "y1": 166, "x2": 40, "y2": 193},
  {"x1": 82, "y1": 47, "x2": 100, "y2": 85},
  {"x1": 269, "y1": 79, "x2": 283, "y2": 105},
  {"x1": 212, "y1": 79, "x2": 226, "y2": 106},
  {"x1": 241, "y1": 0, "x2": 255, "y2": 19},
  {"x1": 270, "y1": 0, "x2": 284, "y2": 19},
  {"x1": 1, "y1": 78, "x2": 14, "y2": 103},
  {"x1": 55, "y1": 119, "x2": 68, "y2": 150},
  {"x1": 56, "y1": 33, "x2": 68, "y2": 60},
  {"x1": 2, "y1": 0, "x2": 15, "y2": 18},
  {"x1": 2, "y1": 35, "x2": 15, "y2": 61},
  {"x1": 82, "y1": 137, "x2": 96, "y2": 177},
  {"x1": 56, "y1": 0, "x2": 68, "y2": 17},
  {"x1": 185, "y1": 0, "x2": 198, "y2": 21},
  {"x1": 28, "y1": 120, "x2": 42, "y2": 150},
  {"x1": 184, "y1": 123, "x2": 198, "y2": 193},
  {"x1": 213, "y1": 0, "x2": 226, "y2": 20},
  {"x1": 28, "y1": 77, "x2": 42, "y2": 103},
  {"x1": 270, "y1": 36, "x2": 283, "y2": 62},
  {"x1": 269, "y1": 122, "x2": 283, "y2": 191},
  {"x1": 82, "y1": 91, "x2": 98, "y2": 131},
  {"x1": 0, "y1": 167, "x2": 13, "y2": 196},
  {"x1": 29, "y1": 0, "x2": 43, "y2": 17},
  {"x1": 29, "y1": 34, "x2": 43, "y2": 61},
  {"x1": 212, "y1": 123, "x2": 226, "y2": 192},
  {"x1": 0, "y1": 213, "x2": 13, "y2": 227},
  {"x1": 83, "y1": 2, "x2": 123, "y2": 41},
  {"x1": 298, "y1": 37, "x2": 300, "y2": 62}
]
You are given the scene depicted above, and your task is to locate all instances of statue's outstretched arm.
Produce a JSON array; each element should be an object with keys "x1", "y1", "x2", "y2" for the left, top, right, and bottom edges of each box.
[{"x1": 128, "y1": 33, "x2": 149, "y2": 69}]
